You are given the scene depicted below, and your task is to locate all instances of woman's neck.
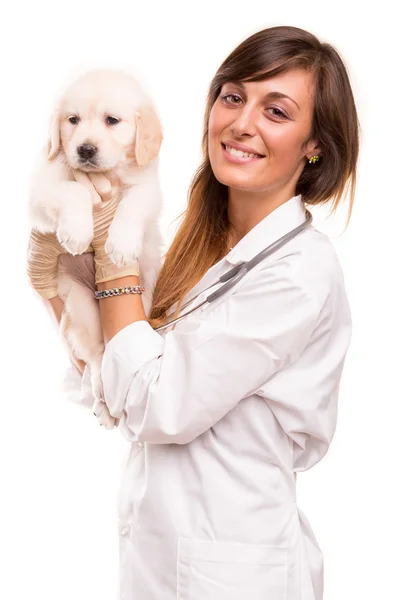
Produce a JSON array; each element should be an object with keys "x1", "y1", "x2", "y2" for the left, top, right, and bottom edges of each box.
[{"x1": 227, "y1": 186, "x2": 297, "y2": 242}]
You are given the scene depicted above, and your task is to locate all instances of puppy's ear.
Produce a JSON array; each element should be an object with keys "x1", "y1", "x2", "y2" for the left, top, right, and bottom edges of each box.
[
  {"x1": 134, "y1": 106, "x2": 163, "y2": 167},
  {"x1": 47, "y1": 105, "x2": 61, "y2": 160}
]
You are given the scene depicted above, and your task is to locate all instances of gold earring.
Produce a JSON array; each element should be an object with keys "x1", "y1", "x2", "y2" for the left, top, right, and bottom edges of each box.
[{"x1": 308, "y1": 155, "x2": 320, "y2": 164}]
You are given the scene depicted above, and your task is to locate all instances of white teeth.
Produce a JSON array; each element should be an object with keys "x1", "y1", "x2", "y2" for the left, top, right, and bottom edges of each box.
[{"x1": 225, "y1": 145, "x2": 260, "y2": 159}]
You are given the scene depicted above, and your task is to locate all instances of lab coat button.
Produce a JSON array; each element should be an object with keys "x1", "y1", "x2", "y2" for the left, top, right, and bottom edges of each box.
[
  {"x1": 119, "y1": 524, "x2": 131, "y2": 537},
  {"x1": 137, "y1": 442, "x2": 144, "y2": 450}
]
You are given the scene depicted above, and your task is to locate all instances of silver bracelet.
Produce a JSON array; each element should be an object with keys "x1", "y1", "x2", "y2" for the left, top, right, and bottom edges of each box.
[{"x1": 94, "y1": 285, "x2": 145, "y2": 299}]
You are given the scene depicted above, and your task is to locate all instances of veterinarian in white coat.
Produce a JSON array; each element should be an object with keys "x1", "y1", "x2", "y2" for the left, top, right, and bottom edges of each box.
[
  {"x1": 93, "y1": 192, "x2": 352, "y2": 600},
  {"x1": 32, "y1": 26, "x2": 359, "y2": 600}
]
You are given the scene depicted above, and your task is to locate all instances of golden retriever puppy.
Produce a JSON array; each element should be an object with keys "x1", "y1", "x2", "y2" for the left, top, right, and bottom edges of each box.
[{"x1": 28, "y1": 69, "x2": 164, "y2": 429}]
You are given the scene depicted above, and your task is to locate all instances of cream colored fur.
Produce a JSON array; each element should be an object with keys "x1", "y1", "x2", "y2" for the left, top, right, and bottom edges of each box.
[{"x1": 28, "y1": 69, "x2": 164, "y2": 429}]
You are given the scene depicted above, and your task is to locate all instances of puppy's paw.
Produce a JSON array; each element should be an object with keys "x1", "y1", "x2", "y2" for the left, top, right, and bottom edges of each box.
[
  {"x1": 56, "y1": 186, "x2": 94, "y2": 255},
  {"x1": 92, "y1": 397, "x2": 117, "y2": 430},
  {"x1": 105, "y1": 228, "x2": 143, "y2": 267},
  {"x1": 57, "y1": 209, "x2": 94, "y2": 255}
]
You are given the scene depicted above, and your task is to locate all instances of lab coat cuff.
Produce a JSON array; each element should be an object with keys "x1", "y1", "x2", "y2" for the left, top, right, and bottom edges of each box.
[{"x1": 101, "y1": 320, "x2": 164, "y2": 418}]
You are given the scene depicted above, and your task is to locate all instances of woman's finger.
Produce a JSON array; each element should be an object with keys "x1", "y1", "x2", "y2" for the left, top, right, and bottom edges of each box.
[
  {"x1": 88, "y1": 172, "x2": 113, "y2": 203},
  {"x1": 72, "y1": 169, "x2": 103, "y2": 206}
]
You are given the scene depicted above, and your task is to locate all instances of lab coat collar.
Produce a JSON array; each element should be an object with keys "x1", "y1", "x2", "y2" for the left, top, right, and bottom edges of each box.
[{"x1": 225, "y1": 194, "x2": 307, "y2": 266}]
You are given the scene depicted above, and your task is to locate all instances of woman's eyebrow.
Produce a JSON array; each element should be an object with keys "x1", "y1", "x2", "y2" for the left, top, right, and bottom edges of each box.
[
  {"x1": 266, "y1": 91, "x2": 300, "y2": 111},
  {"x1": 229, "y1": 81, "x2": 300, "y2": 111}
]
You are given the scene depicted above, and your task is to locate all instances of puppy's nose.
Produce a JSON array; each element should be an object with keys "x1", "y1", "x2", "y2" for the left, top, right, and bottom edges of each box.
[{"x1": 77, "y1": 144, "x2": 97, "y2": 160}]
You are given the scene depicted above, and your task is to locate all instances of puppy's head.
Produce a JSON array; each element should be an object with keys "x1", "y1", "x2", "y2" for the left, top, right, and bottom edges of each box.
[{"x1": 48, "y1": 69, "x2": 163, "y2": 171}]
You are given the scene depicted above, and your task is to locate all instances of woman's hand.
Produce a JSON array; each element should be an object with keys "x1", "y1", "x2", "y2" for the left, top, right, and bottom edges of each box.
[
  {"x1": 26, "y1": 229, "x2": 68, "y2": 301},
  {"x1": 26, "y1": 171, "x2": 146, "y2": 346},
  {"x1": 26, "y1": 172, "x2": 140, "y2": 299},
  {"x1": 85, "y1": 175, "x2": 147, "y2": 343},
  {"x1": 76, "y1": 171, "x2": 141, "y2": 286},
  {"x1": 91, "y1": 195, "x2": 141, "y2": 285},
  {"x1": 78, "y1": 173, "x2": 147, "y2": 345}
]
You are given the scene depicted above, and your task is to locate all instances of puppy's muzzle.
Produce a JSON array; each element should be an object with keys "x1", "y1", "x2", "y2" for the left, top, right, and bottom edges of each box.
[{"x1": 77, "y1": 144, "x2": 98, "y2": 160}]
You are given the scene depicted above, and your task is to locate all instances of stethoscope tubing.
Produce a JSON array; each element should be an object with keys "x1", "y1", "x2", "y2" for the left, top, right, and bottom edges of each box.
[{"x1": 154, "y1": 211, "x2": 312, "y2": 332}]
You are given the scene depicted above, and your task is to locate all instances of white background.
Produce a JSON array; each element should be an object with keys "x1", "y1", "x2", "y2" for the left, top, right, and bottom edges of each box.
[{"x1": 1, "y1": 1, "x2": 398, "y2": 598}]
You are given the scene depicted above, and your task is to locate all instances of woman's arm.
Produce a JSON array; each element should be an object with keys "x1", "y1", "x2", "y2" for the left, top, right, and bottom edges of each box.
[
  {"x1": 43, "y1": 273, "x2": 144, "y2": 377},
  {"x1": 45, "y1": 273, "x2": 145, "y2": 373},
  {"x1": 96, "y1": 275, "x2": 147, "y2": 344},
  {"x1": 99, "y1": 266, "x2": 340, "y2": 446}
]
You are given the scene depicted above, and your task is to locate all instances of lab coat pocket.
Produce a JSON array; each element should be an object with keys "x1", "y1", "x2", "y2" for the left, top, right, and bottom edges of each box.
[{"x1": 177, "y1": 537, "x2": 287, "y2": 600}]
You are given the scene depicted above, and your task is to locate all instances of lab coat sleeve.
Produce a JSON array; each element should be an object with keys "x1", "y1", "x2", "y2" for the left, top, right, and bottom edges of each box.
[
  {"x1": 257, "y1": 273, "x2": 352, "y2": 472},
  {"x1": 101, "y1": 265, "x2": 323, "y2": 444}
]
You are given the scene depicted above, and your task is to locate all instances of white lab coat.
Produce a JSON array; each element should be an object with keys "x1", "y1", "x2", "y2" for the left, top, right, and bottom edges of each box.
[{"x1": 65, "y1": 194, "x2": 352, "y2": 600}]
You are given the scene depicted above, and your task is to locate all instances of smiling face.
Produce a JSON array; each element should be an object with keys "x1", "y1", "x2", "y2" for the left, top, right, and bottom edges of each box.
[{"x1": 208, "y1": 68, "x2": 320, "y2": 198}]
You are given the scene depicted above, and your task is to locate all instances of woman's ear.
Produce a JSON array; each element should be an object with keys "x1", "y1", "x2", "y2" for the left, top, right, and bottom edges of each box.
[
  {"x1": 47, "y1": 105, "x2": 61, "y2": 160},
  {"x1": 305, "y1": 139, "x2": 322, "y2": 161},
  {"x1": 134, "y1": 105, "x2": 163, "y2": 167}
]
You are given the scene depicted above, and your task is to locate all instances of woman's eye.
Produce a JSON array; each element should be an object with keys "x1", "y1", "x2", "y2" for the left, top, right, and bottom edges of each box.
[
  {"x1": 106, "y1": 116, "x2": 120, "y2": 125},
  {"x1": 268, "y1": 107, "x2": 288, "y2": 119},
  {"x1": 220, "y1": 94, "x2": 288, "y2": 120},
  {"x1": 68, "y1": 116, "x2": 80, "y2": 125},
  {"x1": 220, "y1": 93, "x2": 242, "y2": 105}
]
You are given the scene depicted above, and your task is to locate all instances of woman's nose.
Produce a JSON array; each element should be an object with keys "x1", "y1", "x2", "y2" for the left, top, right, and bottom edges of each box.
[{"x1": 230, "y1": 105, "x2": 258, "y2": 137}]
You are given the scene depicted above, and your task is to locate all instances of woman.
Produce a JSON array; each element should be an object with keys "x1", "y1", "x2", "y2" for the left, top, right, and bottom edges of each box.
[{"x1": 29, "y1": 25, "x2": 359, "y2": 600}]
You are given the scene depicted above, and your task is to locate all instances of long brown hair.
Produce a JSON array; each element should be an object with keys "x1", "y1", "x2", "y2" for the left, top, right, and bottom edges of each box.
[{"x1": 148, "y1": 25, "x2": 360, "y2": 329}]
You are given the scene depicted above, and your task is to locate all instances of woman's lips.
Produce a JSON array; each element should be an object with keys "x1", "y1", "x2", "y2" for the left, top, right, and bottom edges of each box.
[{"x1": 221, "y1": 143, "x2": 265, "y2": 164}]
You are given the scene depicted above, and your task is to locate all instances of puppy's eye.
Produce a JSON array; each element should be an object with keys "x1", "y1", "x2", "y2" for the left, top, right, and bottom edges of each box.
[
  {"x1": 68, "y1": 116, "x2": 80, "y2": 125},
  {"x1": 106, "y1": 116, "x2": 120, "y2": 125}
]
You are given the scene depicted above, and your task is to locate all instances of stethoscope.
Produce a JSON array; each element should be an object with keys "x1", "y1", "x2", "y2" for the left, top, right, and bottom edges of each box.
[{"x1": 154, "y1": 210, "x2": 313, "y2": 332}]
